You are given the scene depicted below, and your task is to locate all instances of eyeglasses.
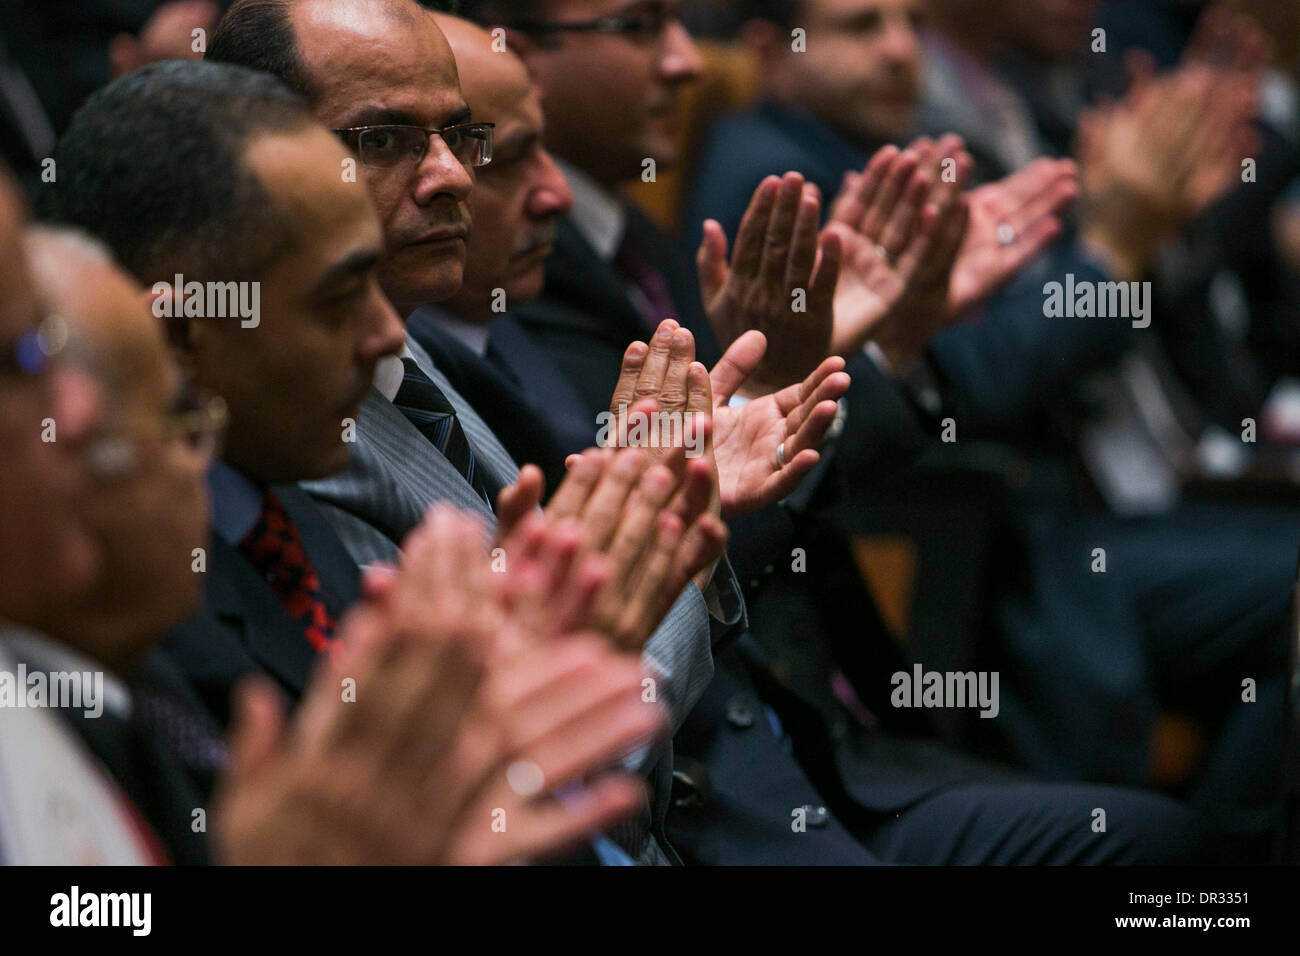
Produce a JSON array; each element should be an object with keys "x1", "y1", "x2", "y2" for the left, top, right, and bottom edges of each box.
[
  {"x1": 87, "y1": 388, "x2": 229, "y2": 481},
  {"x1": 333, "y1": 123, "x2": 494, "y2": 170},
  {"x1": 0, "y1": 312, "x2": 69, "y2": 381},
  {"x1": 509, "y1": 2, "x2": 675, "y2": 43}
]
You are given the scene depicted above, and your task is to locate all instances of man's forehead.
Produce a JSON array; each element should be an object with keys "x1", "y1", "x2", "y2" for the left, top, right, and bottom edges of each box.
[
  {"x1": 27, "y1": 233, "x2": 172, "y2": 400},
  {"x1": 487, "y1": 88, "x2": 544, "y2": 156},
  {"x1": 293, "y1": 0, "x2": 465, "y2": 124},
  {"x1": 243, "y1": 127, "x2": 381, "y2": 251}
]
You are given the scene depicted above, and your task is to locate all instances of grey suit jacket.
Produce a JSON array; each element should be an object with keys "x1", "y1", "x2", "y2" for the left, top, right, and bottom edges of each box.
[
  {"x1": 301, "y1": 337, "x2": 719, "y2": 731},
  {"x1": 302, "y1": 336, "x2": 735, "y2": 864}
]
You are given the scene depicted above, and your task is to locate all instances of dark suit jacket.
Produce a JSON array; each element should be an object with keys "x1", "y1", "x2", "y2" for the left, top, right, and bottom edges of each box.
[
  {"x1": 490, "y1": 199, "x2": 1034, "y2": 840},
  {"x1": 54, "y1": 649, "x2": 220, "y2": 865},
  {"x1": 508, "y1": 207, "x2": 722, "y2": 424},
  {"x1": 161, "y1": 484, "x2": 360, "y2": 728},
  {"x1": 686, "y1": 100, "x2": 881, "y2": 250},
  {"x1": 409, "y1": 300, "x2": 923, "y2": 859}
]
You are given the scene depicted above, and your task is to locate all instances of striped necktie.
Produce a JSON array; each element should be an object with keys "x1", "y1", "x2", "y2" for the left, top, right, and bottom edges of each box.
[{"x1": 393, "y1": 356, "x2": 494, "y2": 507}]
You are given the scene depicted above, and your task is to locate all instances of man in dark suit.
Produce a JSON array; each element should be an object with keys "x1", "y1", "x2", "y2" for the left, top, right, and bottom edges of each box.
[
  {"x1": 40, "y1": 59, "x2": 408, "y2": 718},
  {"x1": 416, "y1": 5, "x2": 1207, "y2": 864},
  {"x1": 24, "y1": 73, "x2": 670, "y2": 861},
  {"x1": 206, "y1": 0, "x2": 872, "y2": 864}
]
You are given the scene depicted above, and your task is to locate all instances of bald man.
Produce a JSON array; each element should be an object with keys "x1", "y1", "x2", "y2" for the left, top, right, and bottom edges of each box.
[
  {"x1": 0, "y1": 178, "x2": 141, "y2": 864},
  {"x1": 410, "y1": 11, "x2": 1223, "y2": 868},
  {"x1": 209, "y1": 0, "x2": 747, "y2": 866}
]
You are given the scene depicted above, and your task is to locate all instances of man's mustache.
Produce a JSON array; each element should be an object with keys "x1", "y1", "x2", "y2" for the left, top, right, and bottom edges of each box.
[
  {"x1": 512, "y1": 220, "x2": 558, "y2": 258},
  {"x1": 393, "y1": 210, "x2": 472, "y2": 247}
]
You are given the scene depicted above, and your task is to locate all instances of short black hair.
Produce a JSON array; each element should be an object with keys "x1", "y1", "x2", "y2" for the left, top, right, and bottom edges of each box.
[
  {"x1": 437, "y1": 0, "x2": 539, "y2": 24},
  {"x1": 207, "y1": 0, "x2": 318, "y2": 100},
  {"x1": 743, "y1": 0, "x2": 802, "y2": 30},
  {"x1": 211, "y1": 0, "x2": 432, "y2": 100},
  {"x1": 38, "y1": 59, "x2": 315, "y2": 285}
]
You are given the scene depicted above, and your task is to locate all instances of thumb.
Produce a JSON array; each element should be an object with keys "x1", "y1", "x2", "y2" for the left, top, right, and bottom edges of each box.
[
  {"x1": 696, "y1": 220, "x2": 729, "y2": 305},
  {"x1": 709, "y1": 329, "x2": 767, "y2": 404}
]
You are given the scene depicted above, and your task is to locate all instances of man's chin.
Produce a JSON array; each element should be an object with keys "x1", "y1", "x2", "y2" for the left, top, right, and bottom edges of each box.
[
  {"x1": 382, "y1": 263, "x2": 466, "y2": 312},
  {"x1": 641, "y1": 136, "x2": 680, "y2": 173},
  {"x1": 506, "y1": 263, "x2": 546, "y2": 306}
]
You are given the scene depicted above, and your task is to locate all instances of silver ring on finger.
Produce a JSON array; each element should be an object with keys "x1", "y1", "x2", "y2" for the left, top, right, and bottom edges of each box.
[
  {"x1": 775, "y1": 441, "x2": 787, "y2": 468},
  {"x1": 996, "y1": 223, "x2": 1016, "y2": 247}
]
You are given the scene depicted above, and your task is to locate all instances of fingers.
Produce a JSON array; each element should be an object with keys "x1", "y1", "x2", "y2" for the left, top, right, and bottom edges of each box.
[
  {"x1": 614, "y1": 511, "x2": 687, "y2": 640},
  {"x1": 784, "y1": 183, "x2": 823, "y2": 294},
  {"x1": 225, "y1": 677, "x2": 287, "y2": 783},
  {"x1": 608, "y1": 340, "x2": 649, "y2": 416},
  {"x1": 575, "y1": 447, "x2": 648, "y2": 552},
  {"x1": 731, "y1": 176, "x2": 780, "y2": 280},
  {"x1": 786, "y1": 397, "x2": 841, "y2": 458},
  {"x1": 492, "y1": 464, "x2": 545, "y2": 545},
  {"x1": 508, "y1": 775, "x2": 647, "y2": 862},
  {"x1": 547, "y1": 551, "x2": 612, "y2": 637},
  {"x1": 653, "y1": 327, "x2": 696, "y2": 416},
  {"x1": 859, "y1": 148, "x2": 919, "y2": 240},
  {"x1": 668, "y1": 452, "x2": 715, "y2": 525},
  {"x1": 807, "y1": 228, "x2": 842, "y2": 327},
  {"x1": 685, "y1": 360, "x2": 714, "y2": 421},
  {"x1": 878, "y1": 166, "x2": 932, "y2": 260},
  {"x1": 630, "y1": 319, "x2": 682, "y2": 406},
  {"x1": 671, "y1": 509, "x2": 729, "y2": 584},
  {"x1": 933, "y1": 195, "x2": 971, "y2": 274},
  {"x1": 553, "y1": 445, "x2": 617, "y2": 516},
  {"x1": 512, "y1": 676, "x2": 659, "y2": 791},
  {"x1": 832, "y1": 144, "x2": 896, "y2": 228},
  {"x1": 600, "y1": 464, "x2": 678, "y2": 591},
  {"x1": 758, "y1": 172, "x2": 804, "y2": 290}
]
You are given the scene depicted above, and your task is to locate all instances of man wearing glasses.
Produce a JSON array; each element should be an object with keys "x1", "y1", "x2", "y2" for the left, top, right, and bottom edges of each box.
[
  {"x1": 206, "y1": 0, "x2": 753, "y2": 865},
  {"x1": 35, "y1": 64, "x2": 670, "y2": 865},
  {"x1": 0, "y1": 174, "x2": 141, "y2": 864}
]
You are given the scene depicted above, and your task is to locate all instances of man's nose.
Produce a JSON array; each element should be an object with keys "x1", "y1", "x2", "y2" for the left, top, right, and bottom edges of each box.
[
  {"x1": 412, "y1": 135, "x2": 475, "y2": 206},
  {"x1": 880, "y1": 16, "x2": 921, "y2": 66},
  {"x1": 659, "y1": 20, "x2": 703, "y2": 84},
  {"x1": 529, "y1": 150, "x2": 574, "y2": 218},
  {"x1": 49, "y1": 363, "x2": 104, "y2": 445},
  {"x1": 358, "y1": 286, "x2": 407, "y2": 364}
]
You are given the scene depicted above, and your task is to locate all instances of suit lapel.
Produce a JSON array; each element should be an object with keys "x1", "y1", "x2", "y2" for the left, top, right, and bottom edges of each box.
[
  {"x1": 305, "y1": 386, "x2": 498, "y2": 559},
  {"x1": 486, "y1": 316, "x2": 599, "y2": 457},
  {"x1": 408, "y1": 310, "x2": 576, "y2": 492},
  {"x1": 204, "y1": 532, "x2": 318, "y2": 695},
  {"x1": 275, "y1": 484, "x2": 361, "y2": 618}
]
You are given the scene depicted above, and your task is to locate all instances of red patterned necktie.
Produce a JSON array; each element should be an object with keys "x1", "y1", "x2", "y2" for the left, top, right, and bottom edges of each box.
[{"x1": 238, "y1": 490, "x2": 337, "y2": 654}]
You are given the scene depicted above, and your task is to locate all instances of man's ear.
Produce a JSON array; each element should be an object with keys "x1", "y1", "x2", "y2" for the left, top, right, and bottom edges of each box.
[{"x1": 144, "y1": 282, "x2": 200, "y2": 372}]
